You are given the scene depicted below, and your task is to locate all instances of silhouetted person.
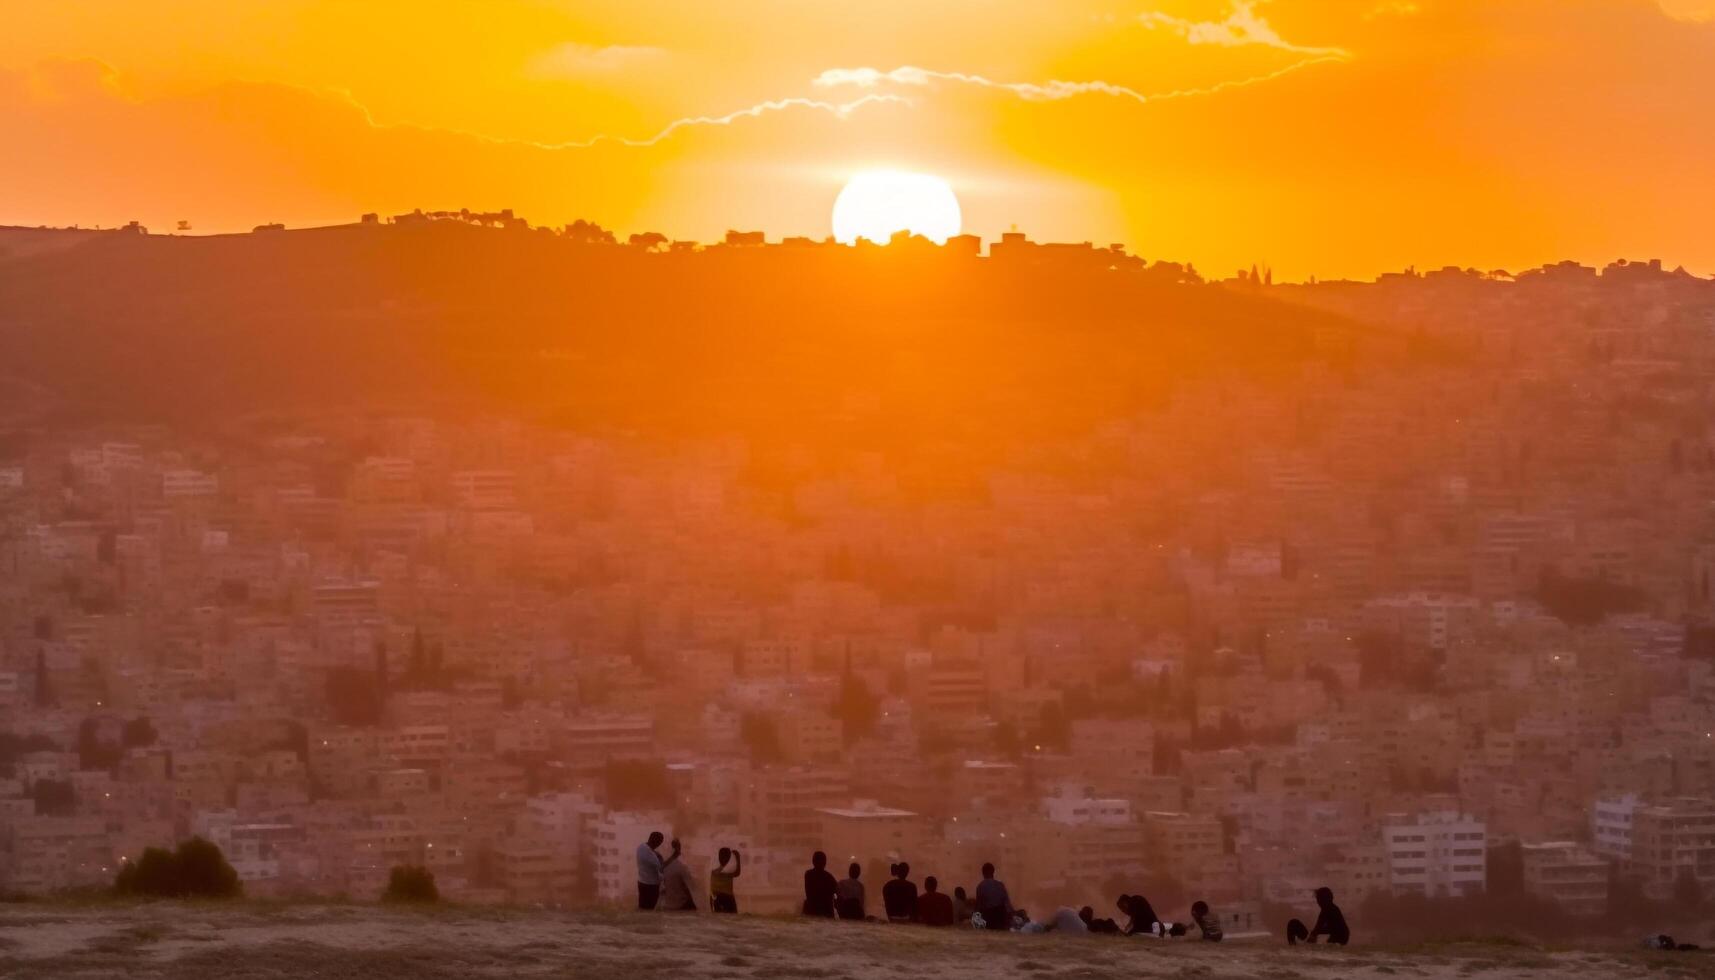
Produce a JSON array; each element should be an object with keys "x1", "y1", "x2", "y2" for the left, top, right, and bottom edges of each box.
[
  {"x1": 636, "y1": 832, "x2": 680, "y2": 911},
  {"x1": 710, "y1": 847, "x2": 741, "y2": 913},
  {"x1": 803, "y1": 851, "x2": 837, "y2": 918},
  {"x1": 883, "y1": 862, "x2": 920, "y2": 922},
  {"x1": 1041, "y1": 906, "x2": 1088, "y2": 933},
  {"x1": 975, "y1": 863, "x2": 1013, "y2": 931},
  {"x1": 659, "y1": 849, "x2": 697, "y2": 911},
  {"x1": 952, "y1": 886, "x2": 973, "y2": 926},
  {"x1": 1079, "y1": 906, "x2": 1121, "y2": 934},
  {"x1": 1119, "y1": 894, "x2": 1162, "y2": 936},
  {"x1": 836, "y1": 862, "x2": 866, "y2": 920},
  {"x1": 1190, "y1": 901, "x2": 1223, "y2": 942},
  {"x1": 919, "y1": 876, "x2": 954, "y2": 927},
  {"x1": 1287, "y1": 887, "x2": 1349, "y2": 946}
]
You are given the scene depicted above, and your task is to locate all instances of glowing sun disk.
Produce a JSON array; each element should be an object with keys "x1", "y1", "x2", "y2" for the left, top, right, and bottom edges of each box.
[{"x1": 831, "y1": 170, "x2": 962, "y2": 245}]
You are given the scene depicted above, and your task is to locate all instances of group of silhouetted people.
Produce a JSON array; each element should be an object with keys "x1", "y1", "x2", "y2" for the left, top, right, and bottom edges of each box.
[
  {"x1": 638, "y1": 833, "x2": 1351, "y2": 948},
  {"x1": 635, "y1": 831, "x2": 744, "y2": 914}
]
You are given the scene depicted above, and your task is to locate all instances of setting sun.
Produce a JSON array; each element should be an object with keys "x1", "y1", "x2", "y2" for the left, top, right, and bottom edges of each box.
[{"x1": 831, "y1": 171, "x2": 962, "y2": 246}]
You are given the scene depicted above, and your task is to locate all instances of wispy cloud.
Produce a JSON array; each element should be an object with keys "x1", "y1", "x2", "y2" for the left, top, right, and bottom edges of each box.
[
  {"x1": 812, "y1": 57, "x2": 1347, "y2": 106},
  {"x1": 550, "y1": 94, "x2": 908, "y2": 149},
  {"x1": 1363, "y1": 1, "x2": 1421, "y2": 21},
  {"x1": 335, "y1": 87, "x2": 906, "y2": 151},
  {"x1": 1140, "y1": 0, "x2": 1350, "y2": 58},
  {"x1": 527, "y1": 43, "x2": 668, "y2": 78}
]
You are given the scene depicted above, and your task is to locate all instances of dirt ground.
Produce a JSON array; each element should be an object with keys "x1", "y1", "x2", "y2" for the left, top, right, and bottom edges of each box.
[{"x1": 1, "y1": 901, "x2": 1711, "y2": 980}]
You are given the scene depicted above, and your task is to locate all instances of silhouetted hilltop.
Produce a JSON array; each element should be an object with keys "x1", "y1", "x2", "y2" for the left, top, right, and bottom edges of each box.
[{"x1": 0, "y1": 222, "x2": 1359, "y2": 445}]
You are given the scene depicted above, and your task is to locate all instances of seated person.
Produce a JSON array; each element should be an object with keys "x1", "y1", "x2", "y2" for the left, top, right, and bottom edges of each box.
[
  {"x1": 803, "y1": 851, "x2": 836, "y2": 918},
  {"x1": 919, "y1": 876, "x2": 955, "y2": 927},
  {"x1": 952, "y1": 886, "x2": 973, "y2": 926},
  {"x1": 658, "y1": 854, "x2": 698, "y2": 912},
  {"x1": 1119, "y1": 894, "x2": 1163, "y2": 936},
  {"x1": 1190, "y1": 901, "x2": 1224, "y2": 942},
  {"x1": 835, "y1": 863, "x2": 867, "y2": 921},
  {"x1": 1041, "y1": 906, "x2": 1089, "y2": 934},
  {"x1": 1287, "y1": 887, "x2": 1350, "y2": 946},
  {"x1": 882, "y1": 862, "x2": 920, "y2": 923}
]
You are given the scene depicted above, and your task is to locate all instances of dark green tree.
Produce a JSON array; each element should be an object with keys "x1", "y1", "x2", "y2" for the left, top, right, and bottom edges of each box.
[{"x1": 382, "y1": 865, "x2": 439, "y2": 903}]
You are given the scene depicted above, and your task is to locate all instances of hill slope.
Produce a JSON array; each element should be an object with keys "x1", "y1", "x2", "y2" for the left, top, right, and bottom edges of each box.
[
  {"x1": 0, "y1": 902, "x2": 1704, "y2": 980},
  {"x1": 0, "y1": 223, "x2": 1359, "y2": 438}
]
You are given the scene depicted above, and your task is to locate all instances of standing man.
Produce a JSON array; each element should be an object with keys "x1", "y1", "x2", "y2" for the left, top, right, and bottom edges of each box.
[
  {"x1": 974, "y1": 862, "x2": 1014, "y2": 932},
  {"x1": 636, "y1": 831, "x2": 680, "y2": 910}
]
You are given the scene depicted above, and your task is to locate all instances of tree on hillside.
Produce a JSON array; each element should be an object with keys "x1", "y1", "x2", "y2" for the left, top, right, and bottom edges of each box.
[
  {"x1": 325, "y1": 667, "x2": 383, "y2": 726},
  {"x1": 1536, "y1": 568, "x2": 1646, "y2": 626},
  {"x1": 604, "y1": 758, "x2": 672, "y2": 811},
  {"x1": 741, "y1": 713, "x2": 783, "y2": 763},
  {"x1": 32, "y1": 779, "x2": 75, "y2": 817},
  {"x1": 833, "y1": 663, "x2": 879, "y2": 743},
  {"x1": 123, "y1": 717, "x2": 158, "y2": 749},
  {"x1": 1487, "y1": 840, "x2": 1524, "y2": 898},
  {"x1": 77, "y1": 717, "x2": 123, "y2": 771},
  {"x1": 114, "y1": 837, "x2": 240, "y2": 899},
  {"x1": 33, "y1": 649, "x2": 53, "y2": 707},
  {"x1": 382, "y1": 865, "x2": 439, "y2": 903}
]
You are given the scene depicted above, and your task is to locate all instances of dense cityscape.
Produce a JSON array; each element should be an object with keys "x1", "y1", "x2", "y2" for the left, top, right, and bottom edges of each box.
[{"x1": 3, "y1": 223, "x2": 1715, "y2": 941}]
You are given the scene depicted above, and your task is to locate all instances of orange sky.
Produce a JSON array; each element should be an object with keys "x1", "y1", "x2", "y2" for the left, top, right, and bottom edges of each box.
[{"x1": 3, "y1": 0, "x2": 1713, "y2": 279}]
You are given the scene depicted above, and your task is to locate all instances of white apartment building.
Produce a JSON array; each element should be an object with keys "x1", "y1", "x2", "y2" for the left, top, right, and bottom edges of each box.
[
  {"x1": 1383, "y1": 810, "x2": 1487, "y2": 897},
  {"x1": 161, "y1": 468, "x2": 219, "y2": 498},
  {"x1": 1592, "y1": 795, "x2": 1640, "y2": 861}
]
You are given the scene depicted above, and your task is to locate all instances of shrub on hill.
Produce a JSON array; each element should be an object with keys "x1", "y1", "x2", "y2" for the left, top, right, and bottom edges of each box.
[
  {"x1": 114, "y1": 837, "x2": 241, "y2": 899},
  {"x1": 382, "y1": 865, "x2": 439, "y2": 904}
]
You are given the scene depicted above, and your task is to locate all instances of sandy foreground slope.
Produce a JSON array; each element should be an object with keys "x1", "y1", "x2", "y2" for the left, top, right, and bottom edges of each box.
[{"x1": 1, "y1": 902, "x2": 1711, "y2": 980}]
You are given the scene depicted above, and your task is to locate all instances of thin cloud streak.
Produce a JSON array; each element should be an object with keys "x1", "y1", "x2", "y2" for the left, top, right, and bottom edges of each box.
[
  {"x1": 336, "y1": 90, "x2": 909, "y2": 151},
  {"x1": 1140, "y1": 0, "x2": 1351, "y2": 58},
  {"x1": 812, "y1": 56, "x2": 1349, "y2": 106},
  {"x1": 552, "y1": 94, "x2": 909, "y2": 149}
]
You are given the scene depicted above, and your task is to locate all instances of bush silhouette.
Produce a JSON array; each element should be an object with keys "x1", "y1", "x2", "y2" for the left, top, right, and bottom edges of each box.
[
  {"x1": 383, "y1": 864, "x2": 439, "y2": 903},
  {"x1": 114, "y1": 837, "x2": 241, "y2": 899},
  {"x1": 114, "y1": 847, "x2": 177, "y2": 896}
]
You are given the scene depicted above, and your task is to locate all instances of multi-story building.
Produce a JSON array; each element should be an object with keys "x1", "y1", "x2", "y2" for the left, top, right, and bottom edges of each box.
[
  {"x1": 1628, "y1": 798, "x2": 1715, "y2": 896},
  {"x1": 1520, "y1": 841, "x2": 1609, "y2": 916},
  {"x1": 1383, "y1": 811, "x2": 1487, "y2": 898},
  {"x1": 817, "y1": 800, "x2": 928, "y2": 869}
]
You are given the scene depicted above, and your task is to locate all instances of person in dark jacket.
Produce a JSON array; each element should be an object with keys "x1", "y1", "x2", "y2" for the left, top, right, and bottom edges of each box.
[
  {"x1": 919, "y1": 876, "x2": 955, "y2": 927},
  {"x1": 1119, "y1": 894, "x2": 1163, "y2": 936},
  {"x1": 803, "y1": 851, "x2": 837, "y2": 918},
  {"x1": 1079, "y1": 906, "x2": 1122, "y2": 934},
  {"x1": 1287, "y1": 887, "x2": 1350, "y2": 946},
  {"x1": 974, "y1": 863, "x2": 1013, "y2": 931},
  {"x1": 882, "y1": 862, "x2": 920, "y2": 922}
]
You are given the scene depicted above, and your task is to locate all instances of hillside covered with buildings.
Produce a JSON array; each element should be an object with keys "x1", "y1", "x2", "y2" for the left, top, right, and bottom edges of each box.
[{"x1": 2, "y1": 219, "x2": 1715, "y2": 938}]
